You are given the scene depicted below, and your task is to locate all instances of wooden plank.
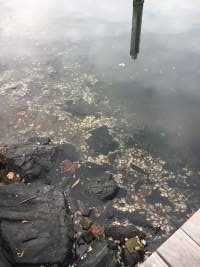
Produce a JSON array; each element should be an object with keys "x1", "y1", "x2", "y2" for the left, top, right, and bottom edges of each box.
[
  {"x1": 141, "y1": 252, "x2": 168, "y2": 267},
  {"x1": 181, "y1": 209, "x2": 200, "y2": 246},
  {"x1": 158, "y1": 229, "x2": 200, "y2": 267}
]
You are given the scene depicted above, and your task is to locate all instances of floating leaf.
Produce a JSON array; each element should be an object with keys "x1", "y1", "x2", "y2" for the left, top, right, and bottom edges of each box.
[
  {"x1": 90, "y1": 223, "x2": 104, "y2": 238},
  {"x1": 81, "y1": 216, "x2": 93, "y2": 230},
  {"x1": 16, "y1": 111, "x2": 26, "y2": 117},
  {"x1": 7, "y1": 172, "x2": 21, "y2": 182},
  {"x1": 125, "y1": 237, "x2": 144, "y2": 253},
  {"x1": 60, "y1": 159, "x2": 78, "y2": 174},
  {"x1": 7, "y1": 172, "x2": 15, "y2": 180}
]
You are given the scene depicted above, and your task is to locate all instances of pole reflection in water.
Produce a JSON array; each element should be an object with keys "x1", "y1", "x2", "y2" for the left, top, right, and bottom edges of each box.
[{"x1": 130, "y1": 0, "x2": 144, "y2": 59}]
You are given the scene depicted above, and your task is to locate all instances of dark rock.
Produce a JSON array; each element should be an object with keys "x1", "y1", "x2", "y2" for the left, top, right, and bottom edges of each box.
[
  {"x1": 117, "y1": 210, "x2": 154, "y2": 229},
  {"x1": 86, "y1": 126, "x2": 119, "y2": 155},
  {"x1": 107, "y1": 240, "x2": 118, "y2": 250},
  {"x1": 146, "y1": 189, "x2": 172, "y2": 206},
  {"x1": 0, "y1": 245, "x2": 11, "y2": 267},
  {"x1": 76, "y1": 243, "x2": 89, "y2": 258},
  {"x1": 64, "y1": 100, "x2": 97, "y2": 116},
  {"x1": 123, "y1": 248, "x2": 135, "y2": 266},
  {"x1": 0, "y1": 183, "x2": 73, "y2": 265},
  {"x1": 123, "y1": 249, "x2": 144, "y2": 266},
  {"x1": 105, "y1": 224, "x2": 145, "y2": 241},
  {"x1": 104, "y1": 202, "x2": 115, "y2": 219},
  {"x1": 6, "y1": 142, "x2": 57, "y2": 182},
  {"x1": 87, "y1": 173, "x2": 119, "y2": 201},
  {"x1": 6, "y1": 141, "x2": 79, "y2": 182},
  {"x1": 82, "y1": 231, "x2": 95, "y2": 244},
  {"x1": 77, "y1": 241, "x2": 119, "y2": 267},
  {"x1": 27, "y1": 136, "x2": 51, "y2": 145},
  {"x1": 77, "y1": 162, "x2": 111, "y2": 178},
  {"x1": 130, "y1": 163, "x2": 148, "y2": 175},
  {"x1": 56, "y1": 143, "x2": 79, "y2": 162},
  {"x1": 0, "y1": 146, "x2": 7, "y2": 168}
]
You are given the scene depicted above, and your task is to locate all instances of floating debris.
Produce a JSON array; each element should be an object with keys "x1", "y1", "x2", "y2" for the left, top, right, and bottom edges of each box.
[
  {"x1": 90, "y1": 224, "x2": 104, "y2": 239},
  {"x1": 60, "y1": 159, "x2": 78, "y2": 175},
  {"x1": 81, "y1": 217, "x2": 93, "y2": 230},
  {"x1": 7, "y1": 171, "x2": 21, "y2": 182}
]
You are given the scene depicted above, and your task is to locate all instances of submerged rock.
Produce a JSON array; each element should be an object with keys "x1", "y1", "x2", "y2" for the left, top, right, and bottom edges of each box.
[
  {"x1": 6, "y1": 142, "x2": 56, "y2": 182},
  {"x1": 146, "y1": 189, "x2": 172, "y2": 206},
  {"x1": 56, "y1": 143, "x2": 79, "y2": 162},
  {"x1": 5, "y1": 139, "x2": 79, "y2": 182},
  {"x1": 77, "y1": 241, "x2": 119, "y2": 267},
  {"x1": 122, "y1": 237, "x2": 145, "y2": 266},
  {"x1": 86, "y1": 126, "x2": 119, "y2": 155},
  {"x1": 125, "y1": 237, "x2": 143, "y2": 253},
  {"x1": 27, "y1": 136, "x2": 51, "y2": 145},
  {"x1": 0, "y1": 245, "x2": 11, "y2": 267},
  {"x1": 123, "y1": 248, "x2": 144, "y2": 267},
  {"x1": 0, "y1": 183, "x2": 73, "y2": 265},
  {"x1": 105, "y1": 224, "x2": 145, "y2": 241},
  {"x1": 87, "y1": 173, "x2": 119, "y2": 201},
  {"x1": 64, "y1": 100, "x2": 97, "y2": 116},
  {"x1": 77, "y1": 162, "x2": 112, "y2": 178}
]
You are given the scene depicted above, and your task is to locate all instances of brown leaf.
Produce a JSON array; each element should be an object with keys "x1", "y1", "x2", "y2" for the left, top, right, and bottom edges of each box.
[
  {"x1": 60, "y1": 159, "x2": 78, "y2": 174},
  {"x1": 90, "y1": 223, "x2": 104, "y2": 238},
  {"x1": 7, "y1": 172, "x2": 21, "y2": 182},
  {"x1": 7, "y1": 172, "x2": 15, "y2": 180},
  {"x1": 16, "y1": 111, "x2": 26, "y2": 117}
]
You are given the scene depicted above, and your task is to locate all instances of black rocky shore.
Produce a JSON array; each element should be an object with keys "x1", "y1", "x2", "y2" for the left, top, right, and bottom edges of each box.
[{"x1": 0, "y1": 130, "x2": 160, "y2": 267}]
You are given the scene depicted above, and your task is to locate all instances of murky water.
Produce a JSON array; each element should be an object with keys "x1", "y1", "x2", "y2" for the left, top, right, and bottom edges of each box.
[{"x1": 1, "y1": 0, "x2": 200, "y2": 251}]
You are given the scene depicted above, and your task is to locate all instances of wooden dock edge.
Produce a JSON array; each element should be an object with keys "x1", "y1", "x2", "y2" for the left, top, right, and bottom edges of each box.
[{"x1": 140, "y1": 209, "x2": 200, "y2": 267}]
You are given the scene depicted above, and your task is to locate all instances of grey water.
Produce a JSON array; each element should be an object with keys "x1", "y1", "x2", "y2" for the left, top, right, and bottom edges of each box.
[
  {"x1": 1, "y1": 0, "x2": 200, "y2": 168},
  {"x1": 0, "y1": 0, "x2": 200, "y2": 249}
]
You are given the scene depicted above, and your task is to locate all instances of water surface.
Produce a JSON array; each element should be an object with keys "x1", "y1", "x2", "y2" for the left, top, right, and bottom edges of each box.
[{"x1": 0, "y1": 0, "x2": 200, "y2": 251}]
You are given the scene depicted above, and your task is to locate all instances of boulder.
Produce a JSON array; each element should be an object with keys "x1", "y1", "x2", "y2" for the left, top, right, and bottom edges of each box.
[
  {"x1": 86, "y1": 126, "x2": 119, "y2": 155},
  {"x1": 56, "y1": 143, "x2": 79, "y2": 162},
  {"x1": 6, "y1": 139, "x2": 79, "y2": 182},
  {"x1": 0, "y1": 183, "x2": 73, "y2": 265},
  {"x1": 6, "y1": 142, "x2": 57, "y2": 182},
  {"x1": 87, "y1": 173, "x2": 119, "y2": 201},
  {"x1": 146, "y1": 189, "x2": 172, "y2": 206}
]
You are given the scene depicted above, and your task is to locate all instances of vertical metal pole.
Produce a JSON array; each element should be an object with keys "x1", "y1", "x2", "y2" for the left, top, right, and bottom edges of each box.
[{"x1": 130, "y1": 0, "x2": 144, "y2": 59}]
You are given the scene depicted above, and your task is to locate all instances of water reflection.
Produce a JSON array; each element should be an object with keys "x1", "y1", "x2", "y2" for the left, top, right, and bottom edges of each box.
[
  {"x1": 130, "y1": 0, "x2": 144, "y2": 59},
  {"x1": 0, "y1": 0, "x2": 200, "y2": 255}
]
